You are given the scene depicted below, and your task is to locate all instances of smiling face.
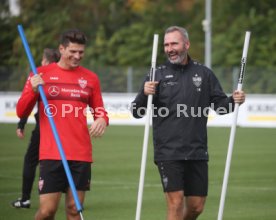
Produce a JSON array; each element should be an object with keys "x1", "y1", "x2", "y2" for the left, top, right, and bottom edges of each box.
[
  {"x1": 58, "y1": 42, "x2": 85, "y2": 70},
  {"x1": 164, "y1": 30, "x2": 190, "y2": 65}
]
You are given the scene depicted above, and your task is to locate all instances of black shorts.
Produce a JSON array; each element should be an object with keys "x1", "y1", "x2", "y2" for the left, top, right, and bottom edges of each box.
[
  {"x1": 156, "y1": 160, "x2": 208, "y2": 196},
  {"x1": 38, "y1": 160, "x2": 91, "y2": 194}
]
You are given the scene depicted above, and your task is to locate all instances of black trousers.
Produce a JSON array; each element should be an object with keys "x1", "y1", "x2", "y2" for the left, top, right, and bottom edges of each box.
[{"x1": 21, "y1": 124, "x2": 39, "y2": 200}]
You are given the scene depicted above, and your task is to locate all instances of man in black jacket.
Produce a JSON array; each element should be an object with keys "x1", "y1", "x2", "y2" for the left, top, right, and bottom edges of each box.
[{"x1": 131, "y1": 26, "x2": 245, "y2": 220}]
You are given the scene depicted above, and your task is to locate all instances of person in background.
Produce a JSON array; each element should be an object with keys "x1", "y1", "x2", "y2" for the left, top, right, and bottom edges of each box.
[
  {"x1": 11, "y1": 48, "x2": 60, "y2": 209},
  {"x1": 16, "y1": 29, "x2": 108, "y2": 220},
  {"x1": 131, "y1": 26, "x2": 245, "y2": 220}
]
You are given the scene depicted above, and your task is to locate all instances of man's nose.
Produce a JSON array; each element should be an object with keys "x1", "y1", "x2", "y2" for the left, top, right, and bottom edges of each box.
[
  {"x1": 74, "y1": 53, "x2": 81, "y2": 59},
  {"x1": 167, "y1": 45, "x2": 173, "y2": 52}
]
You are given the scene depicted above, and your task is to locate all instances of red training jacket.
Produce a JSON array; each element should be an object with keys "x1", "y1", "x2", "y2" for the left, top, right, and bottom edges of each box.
[{"x1": 16, "y1": 63, "x2": 109, "y2": 162}]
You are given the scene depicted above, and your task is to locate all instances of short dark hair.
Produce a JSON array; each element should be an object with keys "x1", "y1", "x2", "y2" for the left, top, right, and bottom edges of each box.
[
  {"x1": 43, "y1": 48, "x2": 60, "y2": 63},
  {"x1": 59, "y1": 29, "x2": 87, "y2": 47}
]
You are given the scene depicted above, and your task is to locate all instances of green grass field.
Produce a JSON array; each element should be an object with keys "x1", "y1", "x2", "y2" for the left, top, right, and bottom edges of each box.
[{"x1": 0, "y1": 124, "x2": 275, "y2": 220}]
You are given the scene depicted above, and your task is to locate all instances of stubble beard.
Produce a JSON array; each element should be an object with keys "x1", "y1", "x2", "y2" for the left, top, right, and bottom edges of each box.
[{"x1": 167, "y1": 51, "x2": 187, "y2": 65}]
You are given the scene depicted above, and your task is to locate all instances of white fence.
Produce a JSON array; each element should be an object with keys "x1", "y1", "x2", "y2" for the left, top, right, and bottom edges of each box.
[{"x1": 1, "y1": 92, "x2": 276, "y2": 128}]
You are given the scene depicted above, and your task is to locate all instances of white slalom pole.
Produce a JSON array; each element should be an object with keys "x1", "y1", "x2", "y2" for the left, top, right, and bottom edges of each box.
[
  {"x1": 135, "y1": 34, "x2": 159, "y2": 220},
  {"x1": 217, "y1": 31, "x2": 251, "y2": 220}
]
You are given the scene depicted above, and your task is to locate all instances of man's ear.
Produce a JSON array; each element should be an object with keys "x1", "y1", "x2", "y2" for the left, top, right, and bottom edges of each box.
[
  {"x1": 59, "y1": 44, "x2": 64, "y2": 54},
  {"x1": 184, "y1": 41, "x2": 190, "y2": 50}
]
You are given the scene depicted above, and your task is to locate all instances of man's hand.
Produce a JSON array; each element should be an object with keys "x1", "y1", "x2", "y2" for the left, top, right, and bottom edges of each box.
[
  {"x1": 144, "y1": 81, "x2": 159, "y2": 95},
  {"x1": 89, "y1": 118, "x2": 107, "y2": 138},
  {"x1": 30, "y1": 73, "x2": 45, "y2": 92},
  {"x1": 232, "y1": 90, "x2": 245, "y2": 104},
  {"x1": 16, "y1": 128, "x2": 24, "y2": 139}
]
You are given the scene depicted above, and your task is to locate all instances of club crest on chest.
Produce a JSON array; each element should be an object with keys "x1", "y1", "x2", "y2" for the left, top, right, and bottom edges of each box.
[
  {"x1": 192, "y1": 74, "x2": 202, "y2": 91},
  {"x1": 192, "y1": 74, "x2": 202, "y2": 87},
  {"x1": 78, "y1": 78, "x2": 87, "y2": 89}
]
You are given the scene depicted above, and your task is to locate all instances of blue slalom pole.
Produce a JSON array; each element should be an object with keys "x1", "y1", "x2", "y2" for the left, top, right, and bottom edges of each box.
[{"x1": 17, "y1": 24, "x2": 83, "y2": 216}]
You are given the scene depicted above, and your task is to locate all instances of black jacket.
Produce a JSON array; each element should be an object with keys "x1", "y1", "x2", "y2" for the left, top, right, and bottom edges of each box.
[
  {"x1": 17, "y1": 112, "x2": 39, "y2": 130},
  {"x1": 131, "y1": 57, "x2": 234, "y2": 162}
]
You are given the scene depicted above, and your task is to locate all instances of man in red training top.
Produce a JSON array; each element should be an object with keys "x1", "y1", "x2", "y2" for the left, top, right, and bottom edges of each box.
[{"x1": 16, "y1": 29, "x2": 108, "y2": 220}]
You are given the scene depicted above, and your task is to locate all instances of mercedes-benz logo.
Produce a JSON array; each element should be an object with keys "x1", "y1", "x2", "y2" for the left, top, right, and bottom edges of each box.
[{"x1": 48, "y1": 86, "x2": 60, "y2": 97}]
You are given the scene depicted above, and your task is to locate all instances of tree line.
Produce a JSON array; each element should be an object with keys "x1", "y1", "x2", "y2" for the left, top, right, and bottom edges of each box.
[{"x1": 0, "y1": 0, "x2": 276, "y2": 93}]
